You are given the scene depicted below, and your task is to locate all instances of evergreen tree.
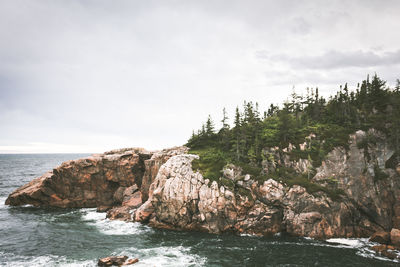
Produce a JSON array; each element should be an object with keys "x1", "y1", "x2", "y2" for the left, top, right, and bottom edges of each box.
[
  {"x1": 221, "y1": 108, "x2": 229, "y2": 130},
  {"x1": 205, "y1": 115, "x2": 215, "y2": 136},
  {"x1": 232, "y1": 107, "x2": 242, "y2": 162},
  {"x1": 186, "y1": 74, "x2": 400, "y2": 181}
]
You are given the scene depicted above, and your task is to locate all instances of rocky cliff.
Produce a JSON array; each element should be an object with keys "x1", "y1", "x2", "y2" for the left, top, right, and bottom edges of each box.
[
  {"x1": 5, "y1": 130, "x2": 400, "y2": 256},
  {"x1": 5, "y1": 146, "x2": 187, "y2": 208}
]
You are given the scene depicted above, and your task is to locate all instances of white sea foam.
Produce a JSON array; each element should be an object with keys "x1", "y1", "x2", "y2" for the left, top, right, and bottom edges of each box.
[
  {"x1": 326, "y1": 238, "x2": 400, "y2": 263},
  {"x1": 356, "y1": 247, "x2": 400, "y2": 263},
  {"x1": 119, "y1": 245, "x2": 206, "y2": 267},
  {"x1": 270, "y1": 238, "x2": 371, "y2": 250},
  {"x1": 80, "y1": 208, "x2": 106, "y2": 221},
  {"x1": 80, "y1": 208, "x2": 152, "y2": 235},
  {"x1": 1, "y1": 245, "x2": 205, "y2": 267},
  {"x1": 94, "y1": 219, "x2": 152, "y2": 235},
  {"x1": 240, "y1": 233, "x2": 255, "y2": 237},
  {"x1": 325, "y1": 238, "x2": 367, "y2": 248},
  {"x1": 0, "y1": 197, "x2": 6, "y2": 209}
]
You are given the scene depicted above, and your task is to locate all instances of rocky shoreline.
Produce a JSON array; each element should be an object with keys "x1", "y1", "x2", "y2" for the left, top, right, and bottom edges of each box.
[{"x1": 5, "y1": 130, "x2": 400, "y2": 260}]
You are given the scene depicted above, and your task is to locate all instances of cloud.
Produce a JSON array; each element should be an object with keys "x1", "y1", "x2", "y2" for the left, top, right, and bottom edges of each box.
[
  {"x1": 256, "y1": 50, "x2": 400, "y2": 70},
  {"x1": 290, "y1": 17, "x2": 311, "y2": 35},
  {"x1": 0, "y1": 0, "x2": 400, "y2": 152}
]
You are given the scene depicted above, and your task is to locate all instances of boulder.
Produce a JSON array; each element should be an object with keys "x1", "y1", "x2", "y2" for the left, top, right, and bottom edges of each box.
[
  {"x1": 97, "y1": 205, "x2": 113, "y2": 212},
  {"x1": 369, "y1": 231, "x2": 390, "y2": 244},
  {"x1": 371, "y1": 245, "x2": 399, "y2": 260},
  {"x1": 98, "y1": 256, "x2": 127, "y2": 266},
  {"x1": 390, "y1": 228, "x2": 400, "y2": 248},
  {"x1": 106, "y1": 206, "x2": 133, "y2": 221},
  {"x1": 97, "y1": 256, "x2": 138, "y2": 266}
]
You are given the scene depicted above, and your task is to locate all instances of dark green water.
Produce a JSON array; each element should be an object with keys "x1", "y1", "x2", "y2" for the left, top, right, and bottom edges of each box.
[{"x1": 0, "y1": 154, "x2": 398, "y2": 266}]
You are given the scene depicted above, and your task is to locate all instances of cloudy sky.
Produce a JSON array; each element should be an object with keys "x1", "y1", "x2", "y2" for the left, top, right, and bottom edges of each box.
[{"x1": 0, "y1": 0, "x2": 399, "y2": 153}]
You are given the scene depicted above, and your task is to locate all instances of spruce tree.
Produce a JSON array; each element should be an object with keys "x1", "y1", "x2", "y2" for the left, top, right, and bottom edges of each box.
[{"x1": 205, "y1": 115, "x2": 215, "y2": 136}]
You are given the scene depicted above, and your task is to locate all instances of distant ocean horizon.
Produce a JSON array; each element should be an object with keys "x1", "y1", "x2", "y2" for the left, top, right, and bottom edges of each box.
[{"x1": 0, "y1": 154, "x2": 398, "y2": 266}]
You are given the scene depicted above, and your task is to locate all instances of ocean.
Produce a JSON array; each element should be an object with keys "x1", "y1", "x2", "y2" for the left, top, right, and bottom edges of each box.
[{"x1": 0, "y1": 154, "x2": 397, "y2": 266}]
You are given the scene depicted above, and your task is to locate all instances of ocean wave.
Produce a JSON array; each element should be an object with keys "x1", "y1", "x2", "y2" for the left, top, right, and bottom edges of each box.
[
  {"x1": 325, "y1": 238, "x2": 368, "y2": 248},
  {"x1": 356, "y1": 247, "x2": 400, "y2": 263},
  {"x1": 326, "y1": 238, "x2": 400, "y2": 263},
  {"x1": 80, "y1": 208, "x2": 106, "y2": 221},
  {"x1": 239, "y1": 233, "x2": 256, "y2": 237},
  {"x1": 118, "y1": 245, "x2": 207, "y2": 267},
  {"x1": 80, "y1": 208, "x2": 152, "y2": 235}
]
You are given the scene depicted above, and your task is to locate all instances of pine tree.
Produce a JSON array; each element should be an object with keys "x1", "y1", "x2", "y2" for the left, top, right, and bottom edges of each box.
[
  {"x1": 221, "y1": 108, "x2": 229, "y2": 130},
  {"x1": 395, "y1": 79, "x2": 400, "y2": 93},
  {"x1": 232, "y1": 107, "x2": 242, "y2": 162},
  {"x1": 205, "y1": 115, "x2": 215, "y2": 136}
]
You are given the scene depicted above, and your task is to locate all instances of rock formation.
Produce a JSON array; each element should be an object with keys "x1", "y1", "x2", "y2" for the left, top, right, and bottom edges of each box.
[
  {"x1": 5, "y1": 146, "x2": 187, "y2": 208},
  {"x1": 98, "y1": 255, "x2": 138, "y2": 266},
  {"x1": 5, "y1": 130, "x2": 400, "y2": 259},
  {"x1": 134, "y1": 153, "x2": 379, "y2": 238}
]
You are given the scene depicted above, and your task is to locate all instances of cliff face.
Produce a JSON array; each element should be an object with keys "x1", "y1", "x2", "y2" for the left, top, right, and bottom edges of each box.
[
  {"x1": 5, "y1": 147, "x2": 187, "y2": 208},
  {"x1": 5, "y1": 131, "x2": 400, "y2": 242},
  {"x1": 313, "y1": 130, "x2": 400, "y2": 232},
  {"x1": 135, "y1": 154, "x2": 376, "y2": 238}
]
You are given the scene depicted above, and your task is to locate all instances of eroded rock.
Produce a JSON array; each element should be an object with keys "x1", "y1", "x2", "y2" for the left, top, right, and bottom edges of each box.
[
  {"x1": 369, "y1": 231, "x2": 390, "y2": 244},
  {"x1": 6, "y1": 149, "x2": 150, "y2": 208},
  {"x1": 390, "y1": 228, "x2": 400, "y2": 248},
  {"x1": 98, "y1": 256, "x2": 138, "y2": 266},
  {"x1": 5, "y1": 147, "x2": 187, "y2": 209}
]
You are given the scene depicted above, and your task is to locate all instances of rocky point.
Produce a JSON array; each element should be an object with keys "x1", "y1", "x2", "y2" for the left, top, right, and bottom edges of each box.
[{"x1": 5, "y1": 130, "x2": 400, "y2": 260}]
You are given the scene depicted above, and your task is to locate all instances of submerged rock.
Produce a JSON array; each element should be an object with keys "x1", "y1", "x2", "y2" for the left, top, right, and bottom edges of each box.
[{"x1": 98, "y1": 256, "x2": 138, "y2": 266}]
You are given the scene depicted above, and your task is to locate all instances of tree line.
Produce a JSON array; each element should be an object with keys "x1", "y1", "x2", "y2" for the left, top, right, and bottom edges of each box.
[{"x1": 186, "y1": 74, "x2": 400, "y2": 173}]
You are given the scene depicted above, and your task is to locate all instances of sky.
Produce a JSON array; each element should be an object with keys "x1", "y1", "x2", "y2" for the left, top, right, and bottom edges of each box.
[{"x1": 0, "y1": 0, "x2": 399, "y2": 153}]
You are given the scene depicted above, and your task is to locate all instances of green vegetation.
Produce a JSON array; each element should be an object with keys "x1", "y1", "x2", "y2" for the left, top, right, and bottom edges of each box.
[{"x1": 187, "y1": 75, "x2": 400, "y2": 196}]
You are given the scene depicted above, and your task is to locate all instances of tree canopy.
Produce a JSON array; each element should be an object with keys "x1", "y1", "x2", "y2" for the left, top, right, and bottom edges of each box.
[{"x1": 186, "y1": 74, "x2": 400, "y2": 186}]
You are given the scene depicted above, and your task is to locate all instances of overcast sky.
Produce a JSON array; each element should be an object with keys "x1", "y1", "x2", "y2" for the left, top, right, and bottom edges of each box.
[{"x1": 0, "y1": 0, "x2": 399, "y2": 153}]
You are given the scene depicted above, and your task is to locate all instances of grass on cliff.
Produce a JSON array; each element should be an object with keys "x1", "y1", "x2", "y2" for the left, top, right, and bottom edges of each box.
[
  {"x1": 190, "y1": 147, "x2": 345, "y2": 201},
  {"x1": 258, "y1": 167, "x2": 345, "y2": 201},
  {"x1": 288, "y1": 123, "x2": 352, "y2": 168},
  {"x1": 190, "y1": 148, "x2": 228, "y2": 182}
]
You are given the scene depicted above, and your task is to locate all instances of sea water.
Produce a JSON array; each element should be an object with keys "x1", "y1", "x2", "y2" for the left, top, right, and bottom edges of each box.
[{"x1": 0, "y1": 154, "x2": 398, "y2": 266}]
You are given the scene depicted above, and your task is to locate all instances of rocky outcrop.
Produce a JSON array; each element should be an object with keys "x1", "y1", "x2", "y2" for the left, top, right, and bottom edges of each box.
[
  {"x1": 5, "y1": 147, "x2": 187, "y2": 208},
  {"x1": 5, "y1": 129, "x2": 400, "y2": 256},
  {"x1": 131, "y1": 129, "x2": 399, "y2": 240},
  {"x1": 313, "y1": 129, "x2": 400, "y2": 231},
  {"x1": 367, "y1": 228, "x2": 400, "y2": 260},
  {"x1": 131, "y1": 153, "x2": 382, "y2": 238},
  {"x1": 370, "y1": 231, "x2": 390, "y2": 244},
  {"x1": 140, "y1": 146, "x2": 188, "y2": 202}
]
